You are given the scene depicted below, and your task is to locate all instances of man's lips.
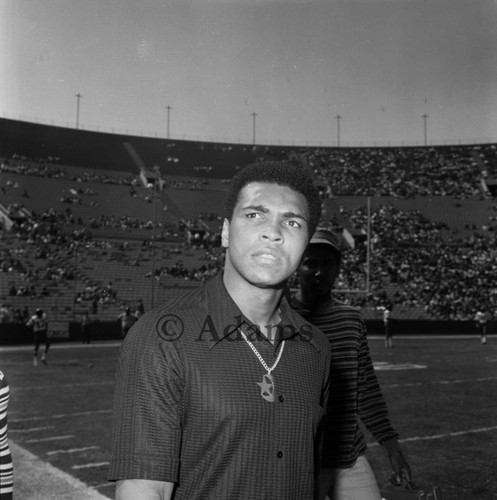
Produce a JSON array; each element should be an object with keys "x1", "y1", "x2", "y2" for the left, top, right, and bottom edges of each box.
[
  {"x1": 252, "y1": 249, "x2": 281, "y2": 263},
  {"x1": 310, "y1": 278, "x2": 331, "y2": 289}
]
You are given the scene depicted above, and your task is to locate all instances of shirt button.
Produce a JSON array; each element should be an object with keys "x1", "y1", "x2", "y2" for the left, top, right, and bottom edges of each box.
[
  {"x1": 277, "y1": 451, "x2": 283, "y2": 459},
  {"x1": 278, "y1": 395, "x2": 284, "y2": 403}
]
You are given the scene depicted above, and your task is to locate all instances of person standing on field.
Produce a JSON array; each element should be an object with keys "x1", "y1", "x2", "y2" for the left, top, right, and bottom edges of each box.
[
  {"x1": 81, "y1": 311, "x2": 92, "y2": 344},
  {"x1": 293, "y1": 228, "x2": 411, "y2": 500},
  {"x1": 117, "y1": 307, "x2": 137, "y2": 339},
  {"x1": 474, "y1": 310, "x2": 489, "y2": 344},
  {"x1": 109, "y1": 161, "x2": 331, "y2": 500},
  {"x1": 383, "y1": 305, "x2": 393, "y2": 348},
  {"x1": 27, "y1": 308, "x2": 50, "y2": 366}
]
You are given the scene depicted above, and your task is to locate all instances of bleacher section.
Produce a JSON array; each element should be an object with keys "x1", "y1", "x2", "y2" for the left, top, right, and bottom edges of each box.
[{"x1": 1, "y1": 117, "x2": 497, "y2": 328}]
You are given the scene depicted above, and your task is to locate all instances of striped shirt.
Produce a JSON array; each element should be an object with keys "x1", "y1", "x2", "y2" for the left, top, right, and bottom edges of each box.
[
  {"x1": 0, "y1": 370, "x2": 14, "y2": 498},
  {"x1": 292, "y1": 296, "x2": 398, "y2": 469},
  {"x1": 110, "y1": 273, "x2": 331, "y2": 499}
]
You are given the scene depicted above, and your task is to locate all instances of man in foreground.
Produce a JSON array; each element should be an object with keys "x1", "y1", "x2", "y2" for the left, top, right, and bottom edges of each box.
[
  {"x1": 109, "y1": 161, "x2": 331, "y2": 499},
  {"x1": 293, "y1": 228, "x2": 411, "y2": 500}
]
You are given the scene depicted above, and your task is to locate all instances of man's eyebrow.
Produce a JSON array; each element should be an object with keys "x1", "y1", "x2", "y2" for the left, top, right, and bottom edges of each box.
[
  {"x1": 241, "y1": 205, "x2": 308, "y2": 222},
  {"x1": 241, "y1": 204, "x2": 268, "y2": 213},
  {"x1": 282, "y1": 211, "x2": 308, "y2": 222}
]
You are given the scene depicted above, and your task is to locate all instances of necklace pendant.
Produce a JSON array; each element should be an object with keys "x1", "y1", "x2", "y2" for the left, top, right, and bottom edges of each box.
[{"x1": 257, "y1": 372, "x2": 275, "y2": 402}]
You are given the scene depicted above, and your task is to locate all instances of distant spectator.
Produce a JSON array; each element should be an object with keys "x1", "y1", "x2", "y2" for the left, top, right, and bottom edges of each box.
[
  {"x1": 474, "y1": 310, "x2": 489, "y2": 345},
  {"x1": 117, "y1": 307, "x2": 137, "y2": 339},
  {"x1": 81, "y1": 311, "x2": 92, "y2": 344},
  {"x1": 27, "y1": 308, "x2": 50, "y2": 366},
  {"x1": 135, "y1": 299, "x2": 145, "y2": 318},
  {"x1": 382, "y1": 305, "x2": 393, "y2": 348}
]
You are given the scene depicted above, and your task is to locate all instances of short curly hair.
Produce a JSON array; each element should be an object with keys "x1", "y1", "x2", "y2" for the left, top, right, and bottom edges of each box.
[{"x1": 224, "y1": 160, "x2": 321, "y2": 238}]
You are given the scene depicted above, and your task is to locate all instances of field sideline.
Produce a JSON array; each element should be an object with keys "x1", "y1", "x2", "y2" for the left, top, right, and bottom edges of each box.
[{"x1": 1, "y1": 335, "x2": 496, "y2": 500}]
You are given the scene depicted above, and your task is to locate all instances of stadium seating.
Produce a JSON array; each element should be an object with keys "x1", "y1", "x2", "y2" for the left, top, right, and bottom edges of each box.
[{"x1": 1, "y1": 117, "x2": 496, "y2": 328}]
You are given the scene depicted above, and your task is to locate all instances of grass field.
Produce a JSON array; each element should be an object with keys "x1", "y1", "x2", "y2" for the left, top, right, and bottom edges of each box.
[{"x1": 2, "y1": 335, "x2": 496, "y2": 499}]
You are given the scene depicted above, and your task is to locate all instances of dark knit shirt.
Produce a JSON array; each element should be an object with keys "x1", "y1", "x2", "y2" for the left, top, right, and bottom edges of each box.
[
  {"x1": 109, "y1": 273, "x2": 331, "y2": 499},
  {"x1": 292, "y1": 296, "x2": 398, "y2": 469}
]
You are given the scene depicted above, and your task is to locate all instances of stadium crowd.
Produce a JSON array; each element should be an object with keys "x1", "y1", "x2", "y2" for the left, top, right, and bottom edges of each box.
[
  {"x1": 2, "y1": 142, "x2": 497, "y2": 323},
  {"x1": 294, "y1": 145, "x2": 485, "y2": 198}
]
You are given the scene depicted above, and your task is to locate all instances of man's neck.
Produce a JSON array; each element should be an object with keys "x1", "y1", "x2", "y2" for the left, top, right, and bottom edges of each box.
[
  {"x1": 223, "y1": 273, "x2": 282, "y2": 338},
  {"x1": 295, "y1": 288, "x2": 332, "y2": 309}
]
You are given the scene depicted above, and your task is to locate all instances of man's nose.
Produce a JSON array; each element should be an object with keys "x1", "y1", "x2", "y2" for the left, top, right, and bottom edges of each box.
[{"x1": 261, "y1": 221, "x2": 283, "y2": 242}]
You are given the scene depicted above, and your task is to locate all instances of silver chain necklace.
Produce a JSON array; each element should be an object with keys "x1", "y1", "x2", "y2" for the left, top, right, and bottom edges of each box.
[{"x1": 239, "y1": 329, "x2": 285, "y2": 403}]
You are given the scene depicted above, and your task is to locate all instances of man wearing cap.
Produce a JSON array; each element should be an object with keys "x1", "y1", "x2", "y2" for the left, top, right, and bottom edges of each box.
[{"x1": 293, "y1": 228, "x2": 411, "y2": 500}]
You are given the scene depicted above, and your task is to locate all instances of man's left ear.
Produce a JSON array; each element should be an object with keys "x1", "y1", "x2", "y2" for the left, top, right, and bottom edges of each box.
[{"x1": 221, "y1": 219, "x2": 230, "y2": 248}]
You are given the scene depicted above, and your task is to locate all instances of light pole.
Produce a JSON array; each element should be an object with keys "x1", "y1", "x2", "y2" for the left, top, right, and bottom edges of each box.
[
  {"x1": 75, "y1": 93, "x2": 82, "y2": 129},
  {"x1": 335, "y1": 114, "x2": 342, "y2": 147},
  {"x1": 251, "y1": 112, "x2": 257, "y2": 145},
  {"x1": 150, "y1": 165, "x2": 161, "y2": 308},
  {"x1": 421, "y1": 113, "x2": 429, "y2": 146},
  {"x1": 165, "y1": 105, "x2": 172, "y2": 138}
]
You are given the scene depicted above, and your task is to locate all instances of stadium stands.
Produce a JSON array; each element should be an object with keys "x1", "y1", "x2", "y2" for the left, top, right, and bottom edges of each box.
[{"x1": 1, "y1": 117, "x2": 497, "y2": 333}]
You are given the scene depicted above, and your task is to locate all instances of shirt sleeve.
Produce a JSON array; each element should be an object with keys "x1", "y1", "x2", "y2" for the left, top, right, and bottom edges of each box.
[
  {"x1": 357, "y1": 323, "x2": 399, "y2": 444},
  {"x1": 109, "y1": 312, "x2": 184, "y2": 482}
]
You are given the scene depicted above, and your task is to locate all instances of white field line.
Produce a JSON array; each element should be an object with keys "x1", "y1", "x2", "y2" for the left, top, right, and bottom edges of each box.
[
  {"x1": 383, "y1": 376, "x2": 497, "y2": 388},
  {"x1": 13, "y1": 382, "x2": 113, "y2": 391},
  {"x1": 26, "y1": 435, "x2": 74, "y2": 443},
  {"x1": 72, "y1": 461, "x2": 110, "y2": 470},
  {"x1": 0, "y1": 342, "x2": 121, "y2": 352},
  {"x1": 368, "y1": 425, "x2": 497, "y2": 447},
  {"x1": 47, "y1": 445, "x2": 100, "y2": 456},
  {"x1": 10, "y1": 440, "x2": 109, "y2": 500},
  {"x1": 10, "y1": 409, "x2": 111, "y2": 423},
  {"x1": 9, "y1": 426, "x2": 55, "y2": 433}
]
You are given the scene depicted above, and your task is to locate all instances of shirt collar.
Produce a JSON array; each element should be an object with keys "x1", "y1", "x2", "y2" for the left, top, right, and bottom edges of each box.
[{"x1": 202, "y1": 273, "x2": 321, "y2": 351}]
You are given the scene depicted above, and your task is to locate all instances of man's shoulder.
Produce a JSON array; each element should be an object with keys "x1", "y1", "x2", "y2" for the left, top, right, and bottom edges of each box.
[
  {"x1": 135, "y1": 285, "x2": 209, "y2": 333},
  {"x1": 330, "y1": 298, "x2": 362, "y2": 314},
  {"x1": 312, "y1": 299, "x2": 364, "y2": 322},
  {"x1": 288, "y1": 306, "x2": 331, "y2": 354}
]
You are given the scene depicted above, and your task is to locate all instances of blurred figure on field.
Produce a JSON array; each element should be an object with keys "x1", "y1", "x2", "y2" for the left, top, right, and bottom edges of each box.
[
  {"x1": 474, "y1": 310, "x2": 489, "y2": 344},
  {"x1": 117, "y1": 307, "x2": 137, "y2": 339},
  {"x1": 293, "y1": 228, "x2": 411, "y2": 500},
  {"x1": 27, "y1": 308, "x2": 50, "y2": 366},
  {"x1": 0, "y1": 370, "x2": 13, "y2": 499},
  {"x1": 135, "y1": 298, "x2": 145, "y2": 318},
  {"x1": 81, "y1": 311, "x2": 92, "y2": 344},
  {"x1": 382, "y1": 305, "x2": 393, "y2": 348}
]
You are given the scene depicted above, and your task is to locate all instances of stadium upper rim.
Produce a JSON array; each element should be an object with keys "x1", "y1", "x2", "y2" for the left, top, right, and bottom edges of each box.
[{"x1": 2, "y1": 113, "x2": 496, "y2": 149}]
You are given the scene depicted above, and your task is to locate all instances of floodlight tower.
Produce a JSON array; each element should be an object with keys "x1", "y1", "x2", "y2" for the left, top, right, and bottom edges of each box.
[
  {"x1": 422, "y1": 113, "x2": 429, "y2": 146},
  {"x1": 251, "y1": 112, "x2": 257, "y2": 145},
  {"x1": 75, "y1": 93, "x2": 82, "y2": 129},
  {"x1": 166, "y1": 105, "x2": 172, "y2": 138}
]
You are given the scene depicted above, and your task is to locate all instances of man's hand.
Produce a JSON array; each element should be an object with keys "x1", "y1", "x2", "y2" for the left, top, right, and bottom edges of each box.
[
  {"x1": 383, "y1": 438, "x2": 411, "y2": 483},
  {"x1": 115, "y1": 479, "x2": 175, "y2": 500}
]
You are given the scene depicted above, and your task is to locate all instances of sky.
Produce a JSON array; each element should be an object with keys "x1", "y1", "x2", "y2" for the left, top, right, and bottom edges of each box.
[{"x1": 1, "y1": 0, "x2": 497, "y2": 147}]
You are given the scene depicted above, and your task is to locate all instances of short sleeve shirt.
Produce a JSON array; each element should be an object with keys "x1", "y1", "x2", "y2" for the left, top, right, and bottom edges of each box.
[{"x1": 109, "y1": 273, "x2": 331, "y2": 500}]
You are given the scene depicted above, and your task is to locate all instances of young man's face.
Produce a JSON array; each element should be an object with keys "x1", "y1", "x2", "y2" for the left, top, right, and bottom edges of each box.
[
  {"x1": 222, "y1": 182, "x2": 310, "y2": 289},
  {"x1": 298, "y1": 244, "x2": 340, "y2": 301}
]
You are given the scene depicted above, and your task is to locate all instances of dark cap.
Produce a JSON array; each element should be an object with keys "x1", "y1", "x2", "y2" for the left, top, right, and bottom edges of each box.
[{"x1": 309, "y1": 228, "x2": 342, "y2": 260}]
